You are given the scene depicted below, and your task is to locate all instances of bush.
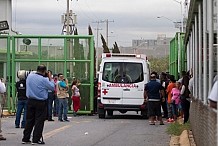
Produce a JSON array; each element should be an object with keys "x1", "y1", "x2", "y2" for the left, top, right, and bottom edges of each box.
[{"x1": 167, "y1": 122, "x2": 190, "y2": 136}]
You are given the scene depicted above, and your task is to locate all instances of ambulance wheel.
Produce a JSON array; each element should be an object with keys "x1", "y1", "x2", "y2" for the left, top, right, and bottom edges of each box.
[
  {"x1": 107, "y1": 110, "x2": 113, "y2": 116},
  {"x1": 98, "y1": 109, "x2": 106, "y2": 119}
]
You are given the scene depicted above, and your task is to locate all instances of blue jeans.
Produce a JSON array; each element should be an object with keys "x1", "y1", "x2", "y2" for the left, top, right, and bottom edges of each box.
[
  {"x1": 53, "y1": 95, "x2": 59, "y2": 116},
  {"x1": 47, "y1": 92, "x2": 54, "y2": 120},
  {"x1": 15, "y1": 100, "x2": 27, "y2": 127},
  {"x1": 58, "y1": 98, "x2": 68, "y2": 121}
]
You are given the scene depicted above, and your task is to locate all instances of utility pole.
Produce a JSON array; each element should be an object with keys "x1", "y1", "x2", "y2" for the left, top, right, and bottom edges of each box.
[
  {"x1": 92, "y1": 21, "x2": 103, "y2": 73},
  {"x1": 92, "y1": 21, "x2": 104, "y2": 49},
  {"x1": 66, "y1": 0, "x2": 70, "y2": 35},
  {"x1": 61, "y1": 0, "x2": 77, "y2": 35},
  {"x1": 100, "y1": 19, "x2": 114, "y2": 46}
]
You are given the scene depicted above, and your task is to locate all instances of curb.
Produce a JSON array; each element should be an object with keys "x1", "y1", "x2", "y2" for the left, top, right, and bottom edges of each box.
[{"x1": 169, "y1": 130, "x2": 196, "y2": 146}]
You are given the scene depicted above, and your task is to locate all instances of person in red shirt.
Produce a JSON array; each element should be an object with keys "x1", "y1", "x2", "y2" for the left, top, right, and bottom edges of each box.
[{"x1": 166, "y1": 75, "x2": 176, "y2": 123}]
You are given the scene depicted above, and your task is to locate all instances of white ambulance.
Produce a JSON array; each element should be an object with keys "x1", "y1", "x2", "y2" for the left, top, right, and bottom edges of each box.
[{"x1": 97, "y1": 53, "x2": 150, "y2": 118}]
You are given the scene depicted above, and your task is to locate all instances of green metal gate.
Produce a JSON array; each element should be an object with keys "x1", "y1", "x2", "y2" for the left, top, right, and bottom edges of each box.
[
  {"x1": 169, "y1": 32, "x2": 187, "y2": 80},
  {"x1": 0, "y1": 35, "x2": 95, "y2": 114}
]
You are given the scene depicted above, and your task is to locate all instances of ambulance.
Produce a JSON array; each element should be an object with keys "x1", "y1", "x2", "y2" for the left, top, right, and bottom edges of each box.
[{"x1": 97, "y1": 53, "x2": 150, "y2": 118}]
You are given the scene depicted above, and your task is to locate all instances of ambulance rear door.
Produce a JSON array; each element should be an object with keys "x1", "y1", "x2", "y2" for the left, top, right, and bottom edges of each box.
[
  {"x1": 121, "y1": 61, "x2": 145, "y2": 105},
  {"x1": 101, "y1": 61, "x2": 123, "y2": 105}
]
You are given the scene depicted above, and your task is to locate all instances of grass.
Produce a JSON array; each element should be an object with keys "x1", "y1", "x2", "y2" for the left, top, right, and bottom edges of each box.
[{"x1": 167, "y1": 121, "x2": 191, "y2": 136}]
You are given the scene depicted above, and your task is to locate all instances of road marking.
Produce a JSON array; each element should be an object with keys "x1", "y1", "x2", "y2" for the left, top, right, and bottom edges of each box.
[{"x1": 43, "y1": 125, "x2": 72, "y2": 139}]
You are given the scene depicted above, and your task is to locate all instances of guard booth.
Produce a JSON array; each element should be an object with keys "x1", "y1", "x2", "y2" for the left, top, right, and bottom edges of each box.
[{"x1": 0, "y1": 35, "x2": 95, "y2": 114}]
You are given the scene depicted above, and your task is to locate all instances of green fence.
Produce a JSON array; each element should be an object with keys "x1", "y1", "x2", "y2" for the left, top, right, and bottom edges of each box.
[
  {"x1": 0, "y1": 35, "x2": 95, "y2": 114},
  {"x1": 169, "y1": 32, "x2": 186, "y2": 80}
]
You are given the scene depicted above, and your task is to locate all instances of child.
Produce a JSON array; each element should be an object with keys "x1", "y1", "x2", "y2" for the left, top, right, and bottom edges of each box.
[{"x1": 171, "y1": 81, "x2": 182, "y2": 120}]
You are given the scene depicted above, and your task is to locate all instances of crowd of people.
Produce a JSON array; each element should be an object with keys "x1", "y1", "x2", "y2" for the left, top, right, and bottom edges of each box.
[
  {"x1": 144, "y1": 70, "x2": 194, "y2": 125},
  {"x1": 0, "y1": 64, "x2": 217, "y2": 143},
  {"x1": 2, "y1": 64, "x2": 81, "y2": 144}
]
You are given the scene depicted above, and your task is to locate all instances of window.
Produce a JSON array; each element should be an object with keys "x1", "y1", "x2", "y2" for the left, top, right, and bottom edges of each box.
[
  {"x1": 102, "y1": 62, "x2": 143, "y2": 83},
  {"x1": 102, "y1": 62, "x2": 121, "y2": 83}
]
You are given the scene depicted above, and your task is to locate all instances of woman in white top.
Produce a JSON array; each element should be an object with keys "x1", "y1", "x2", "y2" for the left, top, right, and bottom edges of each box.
[{"x1": 71, "y1": 79, "x2": 81, "y2": 116}]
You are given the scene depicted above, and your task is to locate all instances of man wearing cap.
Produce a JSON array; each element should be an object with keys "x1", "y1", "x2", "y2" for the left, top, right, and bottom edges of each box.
[{"x1": 144, "y1": 72, "x2": 165, "y2": 125}]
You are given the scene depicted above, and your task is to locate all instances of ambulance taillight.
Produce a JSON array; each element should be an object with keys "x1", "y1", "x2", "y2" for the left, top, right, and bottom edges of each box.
[{"x1": 98, "y1": 82, "x2": 101, "y2": 97}]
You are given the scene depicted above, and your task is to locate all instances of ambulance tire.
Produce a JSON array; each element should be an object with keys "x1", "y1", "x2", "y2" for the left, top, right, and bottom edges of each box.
[
  {"x1": 107, "y1": 110, "x2": 113, "y2": 116},
  {"x1": 98, "y1": 109, "x2": 106, "y2": 119}
]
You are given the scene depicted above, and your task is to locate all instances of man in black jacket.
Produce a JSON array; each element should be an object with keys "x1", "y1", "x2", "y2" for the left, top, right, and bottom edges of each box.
[{"x1": 15, "y1": 77, "x2": 27, "y2": 128}]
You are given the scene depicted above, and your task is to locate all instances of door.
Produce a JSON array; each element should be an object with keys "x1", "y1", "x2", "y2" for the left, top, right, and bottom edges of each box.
[
  {"x1": 101, "y1": 62, "x2": 123, "y2": 105},
  {"x1": 122, "y1": 62, "x2": 144, "y2": 105}
]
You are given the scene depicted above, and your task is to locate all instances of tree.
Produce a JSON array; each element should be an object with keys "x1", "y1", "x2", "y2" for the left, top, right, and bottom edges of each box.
[
  {"x1": 112, "y1": 41, "x2": 120, "y2": 53},
  {"x1": 73, "y1": 27, "x2": 85, "y2": 79},
  {"x1": 88, "y1": 25, "x2": 96, "y2": 77},
  {"x1": 149, "y1": 56, "x2": 169, "y2": 74},
  {"x1": 100, "y1": 34, "x2": 110, "y2": 53}
]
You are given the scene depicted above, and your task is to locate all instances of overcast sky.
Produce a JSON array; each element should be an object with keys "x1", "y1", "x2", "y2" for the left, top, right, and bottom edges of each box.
[{"x1": 12, "y1": 0, "x2": 189, "y2": 47}]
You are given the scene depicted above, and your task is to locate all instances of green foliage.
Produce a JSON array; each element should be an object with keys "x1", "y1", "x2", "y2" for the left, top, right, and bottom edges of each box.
[
  {"x1": 88, "y1": 25, "x2": 96, "y2": 77},
  {"x1": 74, "y1": 27, "x2": 78, "y2": 35},
  {"x1": 73, "y1": 28, "x2": 86, "y2": 79},
  {"x1": 167, "y1": 122, "x2": 190, "y2": 136},
  {"x1": 112, "y1": 42, "x2": 120, "y2": 53},
  {"x1": 88, "y1": 25, "x2": 93, "y2": 35},
  {"x1": 149, "y1": 56, "x2": 169, "y2": 73},
  {"x1": 100, "y1": 34, "x2": 110, "y2": 53}
]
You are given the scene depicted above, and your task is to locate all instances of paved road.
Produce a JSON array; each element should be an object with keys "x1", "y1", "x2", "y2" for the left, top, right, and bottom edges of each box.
[{"x1": 0, "y1": 112, "x2": 170, "y2": 146}]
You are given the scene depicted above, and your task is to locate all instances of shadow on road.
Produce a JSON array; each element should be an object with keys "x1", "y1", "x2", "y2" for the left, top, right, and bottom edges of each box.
[{"x1": 106, "y1": 114, "x2": 146, "y2": 120}]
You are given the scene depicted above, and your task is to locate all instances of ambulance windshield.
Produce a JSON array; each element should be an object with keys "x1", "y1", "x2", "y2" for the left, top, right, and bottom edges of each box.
[{"x1": 102, "y1": 62, "x2": 143, "y2": 83}]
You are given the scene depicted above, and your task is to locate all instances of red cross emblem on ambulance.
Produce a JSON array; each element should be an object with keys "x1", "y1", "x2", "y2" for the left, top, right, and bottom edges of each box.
[{"x1": 102, "y1": 89, "x2": 108, "y2": 95}]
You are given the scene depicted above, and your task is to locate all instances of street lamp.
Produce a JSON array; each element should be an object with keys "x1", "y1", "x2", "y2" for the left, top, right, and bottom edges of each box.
[
  {"x1": 157, "y1": 16, "x2": 182, "y2": 32},
  {"x1": 172, "y1": 0, "x2": 183, "y2": 32}
]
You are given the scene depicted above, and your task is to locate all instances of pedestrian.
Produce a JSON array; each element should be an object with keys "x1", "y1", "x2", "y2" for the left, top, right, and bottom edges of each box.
[
  {"x1": 208, "y1": 80, "x2": 218, "y2": 109},
  {"x1": 71, "y1": 79, "x2": 81, "y2": 117},
  {"x1": 171, "y1": 81, "x2": 182, "y2": 120},
  {"x1": 160, "y1": 72, "x2": 169, "y2": 119},
  {"x1": 166, "y1": 75, "x2": 176, "y2": 123},
  {"x1": 53, "y1": 74, "x2": 59, "y2": 117},
  {"x1": 47, "y1": 70, "x2": 55, "y2": 121},
  {"x1": 15, "y1": 76, "x2": 27, "y2": 128},
  {"x1": 144, "y1": 72, "x2": 165, "y2": 125},
  {"x1": 57, "y1": 73, "x2": 69, "y2": 122},
  {"x1": 178, "y1": 71, "x2": 187, "y2": 83},
  {"x1": 22, "y1": 65, "x2": 55, "y2": 144},
  {"x1": 180, "y1": 75, "x2": 190, "y2": 124},
  {"x1": 0, "y1": 79, "x2": 6, "y2": 140}
]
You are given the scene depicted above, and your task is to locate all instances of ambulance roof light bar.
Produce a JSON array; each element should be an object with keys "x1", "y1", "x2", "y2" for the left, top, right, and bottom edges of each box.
[{"x1": 102, "y1": 53, "x2": 148, "y2": 60}]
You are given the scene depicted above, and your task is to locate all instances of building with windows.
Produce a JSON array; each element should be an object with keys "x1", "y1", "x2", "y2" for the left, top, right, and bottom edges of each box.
[{"x1": 119, "y1": 34, "x2": 172, "y2": 58}]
